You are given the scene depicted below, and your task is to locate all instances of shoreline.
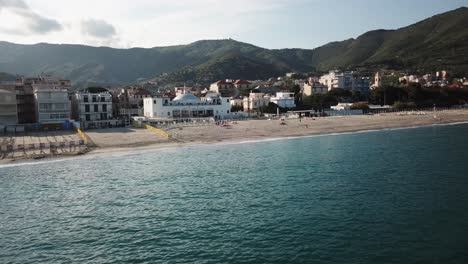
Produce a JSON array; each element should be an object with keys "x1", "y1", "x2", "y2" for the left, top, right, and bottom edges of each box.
[
  {"x1": 90, "y1": 118, "x2": 468, "y2": 155},
  {"x1": 2, "y1": 115, "x2": 468, "y2": 167}
]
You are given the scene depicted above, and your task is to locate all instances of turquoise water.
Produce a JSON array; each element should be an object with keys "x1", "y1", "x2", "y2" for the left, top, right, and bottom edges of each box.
[{"x1": 1, "y1": 124, "x2": 468, "y2": 263}]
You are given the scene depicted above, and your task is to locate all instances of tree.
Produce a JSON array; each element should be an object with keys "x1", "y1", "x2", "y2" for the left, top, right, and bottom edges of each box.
[
  {"x1": 351, "y1": 102, "x2": 369, "y2": 111},
  {"x1": 259, "y1": 102, "x2": 284, "y2": 114}
]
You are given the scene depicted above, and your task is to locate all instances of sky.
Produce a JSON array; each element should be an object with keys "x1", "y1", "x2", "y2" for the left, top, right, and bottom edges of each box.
[{"x1": 0, "y1": 0, "x2": 466, "y2": 49}]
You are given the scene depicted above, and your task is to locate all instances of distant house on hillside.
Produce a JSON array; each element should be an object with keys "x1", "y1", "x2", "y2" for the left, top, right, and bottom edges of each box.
[
  {"x1": 233, "y1": 79, "x2": 252, "y2": 90},
  {"x1": 210, "y1": 79, "x2": 235, "y2": 97}
]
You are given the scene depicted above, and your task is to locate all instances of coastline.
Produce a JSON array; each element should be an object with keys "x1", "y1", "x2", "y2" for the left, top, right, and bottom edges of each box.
[
  {"x1": 90, "y1": 117, "x2": 468, "y2": 155},
  {"x1": 2, "y1": 110, "x2": 468, "y2": 166}
]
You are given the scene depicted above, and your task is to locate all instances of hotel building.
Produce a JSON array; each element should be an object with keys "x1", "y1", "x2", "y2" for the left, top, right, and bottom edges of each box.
[{"x1": 144, "y1": 92, "x2": 231, "y2": 120}]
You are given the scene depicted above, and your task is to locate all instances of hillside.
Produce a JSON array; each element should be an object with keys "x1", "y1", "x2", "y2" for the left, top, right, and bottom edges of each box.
[
  {"x1": 311, "y1": 7, "x2": 468, "y2": 72},
  {"x1": 0, "y1": 7, "x2": 466, "y2": 87},
  {"x1": 0, "y1": 72, "x2": 15, "y2": 82}
]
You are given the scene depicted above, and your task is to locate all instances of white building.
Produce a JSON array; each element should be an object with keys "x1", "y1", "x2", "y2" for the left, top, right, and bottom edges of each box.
[
  {"x1": 320, "y1": 70, "x2": 370, "y2": 93},
  {"x1": 72, "y1": 91, "x2": 116, "y2": 129},
  {"x1": 270, "y1": 92, "x2": 296, "y2": 109},
  {"x1": 0, "y1": 85, "x2": 18, "y2": 126},
  {"x1": 372, "y1": 72, "x2": 382, "y2": 88},
  {"x1": 331, "y1": 103, "x2": 353, "y2": 111},
  {"x1": 243, "y1": 92, "x2": 270, "y2": 112},
  {"x1": 144, "y1": 92, "x2": 231, "y2": 120},
  {"x1": 33, "y1": 84, "x2": 70, "y2": 124},
  {"x1": 320, "y1": 71, "x2": 354, "y2": 90}
]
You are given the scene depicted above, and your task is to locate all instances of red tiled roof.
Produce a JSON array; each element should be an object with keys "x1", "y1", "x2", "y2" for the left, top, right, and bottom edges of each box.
[{"x1": 234, "y1": 79, "x2": 251, "y2": 84}]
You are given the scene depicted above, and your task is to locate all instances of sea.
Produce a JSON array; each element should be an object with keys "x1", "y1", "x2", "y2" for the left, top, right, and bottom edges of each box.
[{"x1": 1, "y1": 123, "x2": 468, "y2": 264}]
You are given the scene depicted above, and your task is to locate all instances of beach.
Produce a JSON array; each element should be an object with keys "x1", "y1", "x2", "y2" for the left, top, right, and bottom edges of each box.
[
  {"x1": 89, "y1": 109, "x2": 468, "y2": 154},
  {"x1": 2, "y1": 109, "x2": 468, "y2": 164}
]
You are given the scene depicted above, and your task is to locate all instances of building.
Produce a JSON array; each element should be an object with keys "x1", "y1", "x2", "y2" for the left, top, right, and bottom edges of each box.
[
  {"x1": 303, "y1": 81, "x2": 328, "y2": 96},
  {"x1": 209, "y1": 80, "x2": 235, "y2": 97},
  {"x1": 243, "y1": 92, "x2": 270, "y2": 112},
  {"x1": 230, "y1": 97, "x2": 244, "y2": 108},
  {"x1": 320, "y1": 71, "x2": 354, "y2": 90},
  {"x1": 144, "y1": 92, "x2": 231, "y2": 120},
  {"x1": 72, "y1": 91, "x2": 116, "y2": 129},
  {"x1": 233, "y1": 79, "x2": 252, "y2": 90},
  {"x1": 353, "y1": 77, "x2": 371, "y2": 93},
  {"x1": 33, "y1": 84, "x2": 71, "y2": 125},
  {"x1": 319, "y1": 71, "x2": 370, "y2": 93},
  {"x1": 13, "y1": 75, "x2": 72, "y2": 125},
  {"x1": 114, "y1": 87, "x2": 152, "y2": 118},
  {"x1": 174, "y1": 86, "x2": 206, "y2": 97},
  {"x1": 15, "y1": 83, "x2": 36, "y2": 124},
  {"x1": 373, "y1": 72, "x2": 382, "y2": 88},
  {"x1": 331, "y1": 103, "x2": 353, "y2": 111},
  {"x1": 0, "y1": 85, "x2": 18, "y2": 126},
  {"x1": 270, "y1": 92, "x2": 296, "y2": 109}
]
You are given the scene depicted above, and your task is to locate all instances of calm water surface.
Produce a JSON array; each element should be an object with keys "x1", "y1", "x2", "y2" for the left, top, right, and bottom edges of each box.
[{"x1": 1, "y1": 124, "x2": 468, "y2": 263}]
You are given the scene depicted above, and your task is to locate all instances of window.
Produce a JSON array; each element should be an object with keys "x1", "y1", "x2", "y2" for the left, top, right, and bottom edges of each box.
[
  {"x1": 102, "y1": 104, "x2": 107, "y2": 112},
  {"x1": 227, "y1": 99, "x2": 230, "y2": 102},
  {"x1": 85, "y1": 104, "x2": 90, "y2": 112},
  {"x1": 227, "y1": 110, "x2": 230, "y2": 113},
  {"x1": 83, "y1": 96, "x2": 88, "y2": 102},
  {"x1": 153, "y1": 100, "x2": 157, "y2": 104},
  {"x1": 94, "y1": 105, "x2": 99, "y2": 112},
  {"x1": 167, "y1": 112, "x2": 171, "y2": 116},
  {"x1": 39, "y1": 103, "x2": 52, "y2": 110},
  {"x1": 100, "y1": 97, "x2": 105, "y2": 102},
  {"x1": 92, "y1": 96, "x2": 97, "y2": 102},
  {"x1": 85, "y1": 114, "x2": 90, "y2": 121}
]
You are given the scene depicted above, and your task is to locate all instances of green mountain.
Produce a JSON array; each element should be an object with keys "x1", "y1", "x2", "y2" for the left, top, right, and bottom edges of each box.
[
  {"x1": 311, "y1": 6, "x2": 468, "y2": 72},
  {"x1": 0, "y1": 7, "x2": 466, "y2": 87}
]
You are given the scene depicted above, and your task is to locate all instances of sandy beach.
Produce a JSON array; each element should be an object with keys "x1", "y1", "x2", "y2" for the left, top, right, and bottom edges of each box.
[
  {"x1": 2, "y1": 109, "x2": 468, "y2": 164},
  {"x1": 88, "y1": 109, "x2": 468, "y2": 155}
]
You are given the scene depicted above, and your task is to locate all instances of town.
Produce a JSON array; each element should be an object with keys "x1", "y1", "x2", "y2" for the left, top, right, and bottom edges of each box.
[{"x1": 1, "y1": 69, "x2": 468, "y2": 161}]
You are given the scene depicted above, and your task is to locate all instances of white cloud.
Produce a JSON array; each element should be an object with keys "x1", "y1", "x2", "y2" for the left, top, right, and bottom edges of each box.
[
  {"x1": 0, "y1": 0, "x2": 62, "y2": 35},
  {"x1": 81, "y1": 19, "x2": 116, "y2": 39},
  {"x1": 0, "y1": 0, "x2": 305, "y2": 48}
]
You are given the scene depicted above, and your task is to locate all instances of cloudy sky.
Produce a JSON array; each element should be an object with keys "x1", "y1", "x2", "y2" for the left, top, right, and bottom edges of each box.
[{"x1": 0, "y1": 0, "x2": 466, "y2": 49}]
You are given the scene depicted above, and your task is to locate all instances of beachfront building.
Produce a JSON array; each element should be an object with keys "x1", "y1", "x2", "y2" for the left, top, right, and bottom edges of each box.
[
  {"x1": 303, "y1": 81, "x2": 328, "y2": 96},
  {"x1": 33, "y1": 84, "x2": 71, "y2": 126},
  {"x1": 11, "y1": 75, "x2": 72, "y2": 124},
  {"x1": 0, "y1": 85, "x2": 18, "y2": 126},
  {"x1": 270, "y1": 92, "x2": 296, "y2": 109},
  {"x1": 209, "y1": 80, "x2": 235, "y2": 97},
  {"x1": 243, "y1": 92, "x2": 270, "y2": 112},
  {"x1": 72, "y1": 90, "x2": 117, "y2": 129},
  {"x1": 113, "y1": 87, "x2": 151, "y2": 118},
  {"x1": 143, "y1": 92, "x2": 231, "y2": 120},
  {"x1": 331, "y1": 103, "x2": 353, "y2": 111}
]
